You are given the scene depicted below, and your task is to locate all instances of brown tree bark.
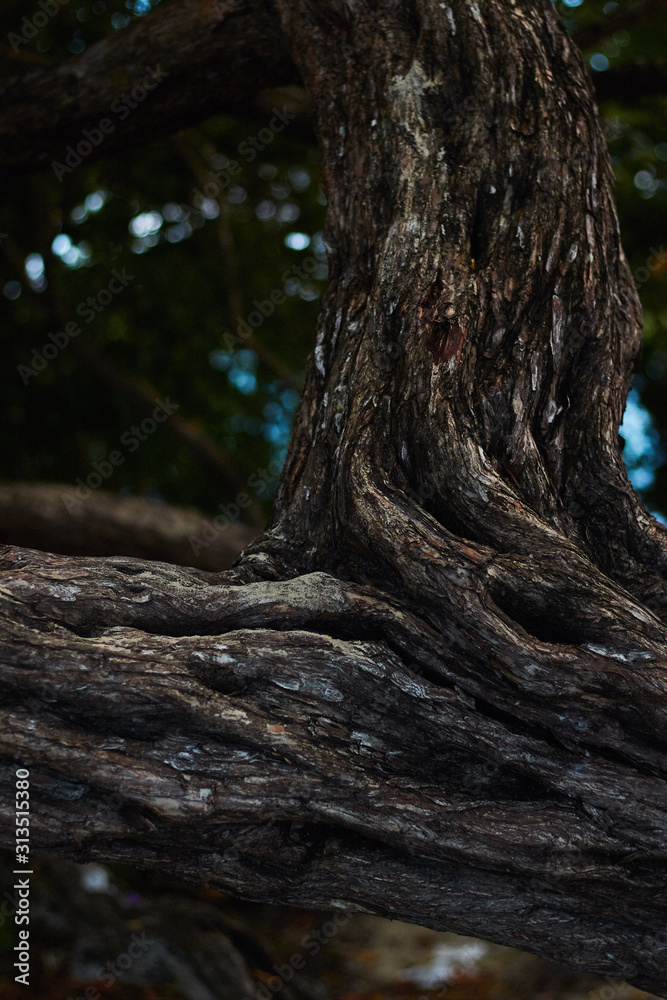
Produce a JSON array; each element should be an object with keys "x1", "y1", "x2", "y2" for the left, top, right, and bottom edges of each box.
[{"x1": 2, "y1": 0, "x2": 667, "y2": 994}]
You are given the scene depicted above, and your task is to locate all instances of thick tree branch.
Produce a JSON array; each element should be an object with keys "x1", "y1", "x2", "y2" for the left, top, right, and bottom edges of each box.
[
  {"x1": 1, "y1": 546, "x2": 667, "y2": 992},
  {"x1": 0, "y1": 483, "x2": 257, "y2": 570},
  {"x1": 0, "y1": 0, "x2": 300, "y2": 173}
]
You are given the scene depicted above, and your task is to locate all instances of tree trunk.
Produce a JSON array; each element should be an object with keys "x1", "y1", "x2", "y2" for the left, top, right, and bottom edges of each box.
[{"x1": 3, "y1": 0, "x2": 667, "y2": 993}]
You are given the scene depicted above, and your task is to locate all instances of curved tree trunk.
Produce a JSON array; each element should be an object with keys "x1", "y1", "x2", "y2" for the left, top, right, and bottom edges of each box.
[{"x1": 3, "y1": 0, "x2": 667, "y2": 993}]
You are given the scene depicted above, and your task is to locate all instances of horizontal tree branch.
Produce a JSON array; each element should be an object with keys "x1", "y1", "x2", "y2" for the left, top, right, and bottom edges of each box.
[
  {"x1": 1, "y1": 544, "x2": 667, "y2": 993},
  {"x1": 0, "y1": 0, "x2": 300, "y2": 173},
  {"x1": 0, "y1": 482, "x2": 258, "y2": 570}
]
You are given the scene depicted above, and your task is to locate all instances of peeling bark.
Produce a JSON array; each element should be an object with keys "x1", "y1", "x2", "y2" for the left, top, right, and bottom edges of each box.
[
  {"x1": 2, "y1": 0, "x2": 667, "y2": 994},
  {"x1": 2, "y1": 546, "x2": 667, "y2": 992}
]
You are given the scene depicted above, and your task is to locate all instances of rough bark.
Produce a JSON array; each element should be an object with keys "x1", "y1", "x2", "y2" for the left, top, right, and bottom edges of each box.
[
  {"x1": 0, "y1": 483, "x2": 258, "y2": 570},
  {"x1": 2, "y1": 0, "x2": 667, "y2": 994}
]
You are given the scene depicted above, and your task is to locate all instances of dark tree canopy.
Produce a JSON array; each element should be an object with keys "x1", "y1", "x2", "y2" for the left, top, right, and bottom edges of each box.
[{"x1": 2, "y1": 0, "x2": 667, "y2": 996}]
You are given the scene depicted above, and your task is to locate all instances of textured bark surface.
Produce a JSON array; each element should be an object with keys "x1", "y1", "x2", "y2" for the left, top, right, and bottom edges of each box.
[{"x1": 2, "y1": 0, "x2": 667, "y2": 994}]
